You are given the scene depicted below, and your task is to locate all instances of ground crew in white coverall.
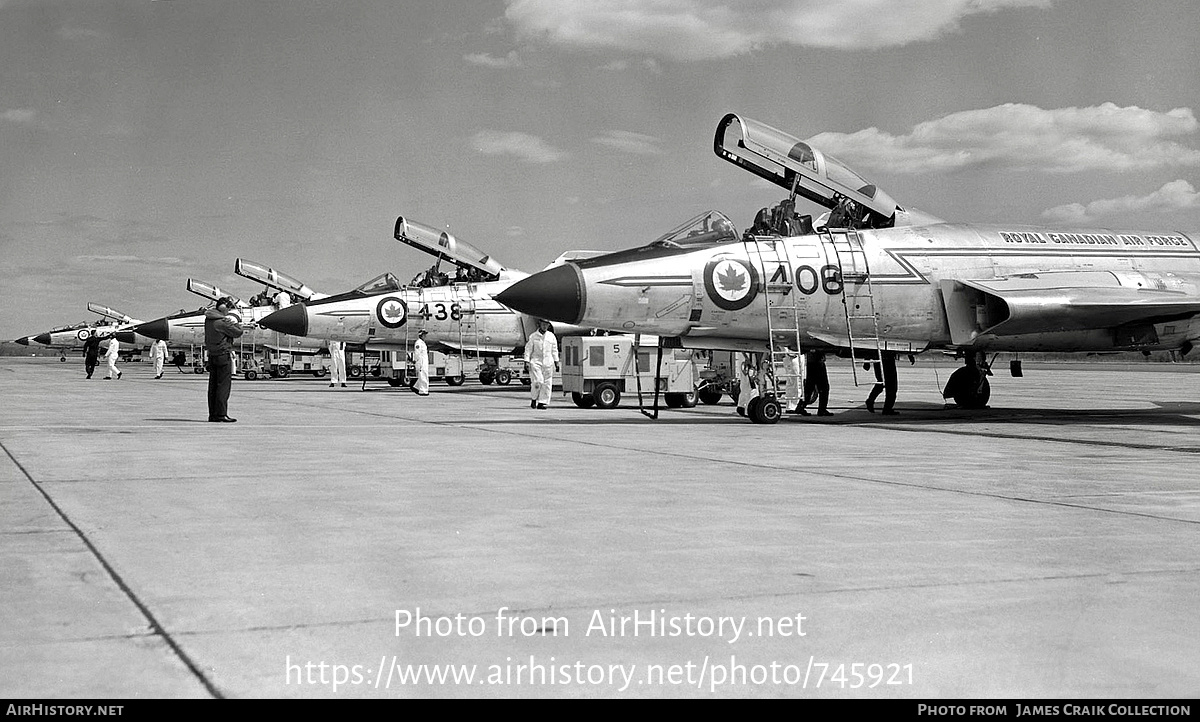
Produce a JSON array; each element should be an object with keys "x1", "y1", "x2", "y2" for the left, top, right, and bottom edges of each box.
[
  {"x1": 328, "y1": 339, "x2": 347, "y2": 388},
  {"x1": 412, "y1": 330, "x2": 429, "y2": 396},
  {"x1": 524, "y1": 319, "x2": 559, "y2": 409},
  {"x1": 104, "y1": 337, "x2": 122, "y2": 380},
  {"x1": 151, "y1": 339, "x2": 167, "y2": 379}
]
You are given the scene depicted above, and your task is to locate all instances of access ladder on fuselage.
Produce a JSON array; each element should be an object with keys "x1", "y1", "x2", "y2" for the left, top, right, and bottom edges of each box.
[
  {"x1": 747, "y1": 235, "x2": 805, "y2": 404},
  {"x1": 823, "y1": 227, "x2": 881, "y2": 385}
]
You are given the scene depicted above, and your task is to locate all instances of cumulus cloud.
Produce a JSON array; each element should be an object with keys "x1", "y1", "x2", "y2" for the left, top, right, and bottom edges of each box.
[
  {"x1": 1, "y1": 108, "x2": 36, "y2": 124},
  {"x1": 590, "y1": 130, "x2": 663, "y2": 155},
  {"x1": 471, "y1": 130, "x2": 566, "y2": 163},
  {"x1": 504, "y1": 0, "x2": 1049, "y2": 60},
  {"x1": 464, "y1": 51, "x2": 524, "y2": 68},
  {"x1": 1041, "y1": 180, "x2": 1200, "y2": 225},
  {"x1": 807, "y1": 103, "x2": 1200, "y2": 174}
]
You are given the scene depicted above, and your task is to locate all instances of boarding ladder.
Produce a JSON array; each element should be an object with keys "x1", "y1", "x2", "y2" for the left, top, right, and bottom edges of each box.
[
  {"x1": 448, "y1": 283, "x2": 482, "y2": 380},
  {"x1": 747, "y1": 234, "x2": 805, "y2": 403},
  {"x1": 824, "y1": 228, "x2": 881, "y2": 386}
]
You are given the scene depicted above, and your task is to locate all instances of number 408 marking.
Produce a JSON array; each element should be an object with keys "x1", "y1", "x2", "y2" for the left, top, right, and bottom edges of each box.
[{"x1": 793, "y1": 264, "x2": 843, "y2": 296}]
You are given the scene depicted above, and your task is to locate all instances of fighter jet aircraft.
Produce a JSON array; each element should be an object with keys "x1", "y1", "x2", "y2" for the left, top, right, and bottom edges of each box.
[
  {"x1": 20, "y1": 303, "x2": 155, "y2": 359},
  {"x1": 257, "y1": 216, "x2": 589, "y2": 383},
  {"x1": 495, "y1": 112, "x2": 1200, "y2": 423},
  {"x1": 129, "y1": 275, "x2": 325, "y2": 376}
]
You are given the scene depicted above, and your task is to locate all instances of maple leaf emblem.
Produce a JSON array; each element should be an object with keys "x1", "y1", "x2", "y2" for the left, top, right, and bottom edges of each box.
[
  {"x1": 383, "y1": 303, "x2": 404, "y2": 320},
  {"x1": 717, "y1": 264, "x2": 747, "y2": 293}
]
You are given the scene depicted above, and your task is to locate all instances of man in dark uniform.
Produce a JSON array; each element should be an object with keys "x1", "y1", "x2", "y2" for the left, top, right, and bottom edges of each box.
[
  {"x1": 204, "y1": 297, "x2": 244, "y2": 422},
  {"x1": 82, "y1": 331, "x2": 101, "y2": 379}
]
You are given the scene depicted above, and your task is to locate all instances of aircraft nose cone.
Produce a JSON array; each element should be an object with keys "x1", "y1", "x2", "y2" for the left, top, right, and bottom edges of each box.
[
  {"x1": 132, "y1": 319, "x2": 169, "y2": 341},
  {"x1": 15, "y1": 336, "x2": 30, "y2": 346},
  {"x1": 494, "y1": 265, "x2": 584, "y2": 325},
  {"x1": 259, "y1": 303, "x2": 308, "y2": 336},
  {"x1": 33, "y1": 333, "x2": 52, "y2": 346},
  {"x1": 116, "y1": 331, "x2": 137, "y2": 345}
]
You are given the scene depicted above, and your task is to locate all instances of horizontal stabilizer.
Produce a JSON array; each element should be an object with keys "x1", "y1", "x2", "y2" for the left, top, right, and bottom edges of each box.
[
  {"x1": 394, "y1": 216, "x2": 504, "y2": 278},
  {"x1": 715, "y1": 113, "x2": 899, "y2": 227},
  {"x1": 235, "y1": 259, "x2": 315, "y2": 300}
]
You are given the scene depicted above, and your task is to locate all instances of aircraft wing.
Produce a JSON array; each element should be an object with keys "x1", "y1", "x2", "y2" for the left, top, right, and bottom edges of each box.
[{"x1": 942, "y1": 271, "x2": 1200, "y2": 340}]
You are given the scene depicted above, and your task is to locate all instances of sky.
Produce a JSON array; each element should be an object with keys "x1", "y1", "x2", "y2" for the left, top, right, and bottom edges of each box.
[{"x1": 2, "y1": 0, "x2": 1199, "y2": 340}]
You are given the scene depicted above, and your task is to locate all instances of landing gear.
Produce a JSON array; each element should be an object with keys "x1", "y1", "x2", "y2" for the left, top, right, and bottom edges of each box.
[
  {"x1": 748, "y1": 395, "x2": 782, "y2": 424},
  {"x1": 944, "y1": 353, "x2": 991, "y2": 409}
]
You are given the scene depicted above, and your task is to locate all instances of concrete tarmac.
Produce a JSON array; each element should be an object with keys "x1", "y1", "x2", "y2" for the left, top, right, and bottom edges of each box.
[{"x1": 2, "y1": 357, "x2": 1198, "y2": 698}]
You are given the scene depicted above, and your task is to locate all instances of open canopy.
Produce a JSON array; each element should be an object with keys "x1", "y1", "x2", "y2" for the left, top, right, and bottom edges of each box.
[
  {"x1": 715, "y1": 113, "x2": 899, "y2": 228},
  {"x1": 235, "y1": 259, "x2": 315, "y2": 300},
  {"x1": 394, "y1": 216, "x2": 504, "y2": 279}
]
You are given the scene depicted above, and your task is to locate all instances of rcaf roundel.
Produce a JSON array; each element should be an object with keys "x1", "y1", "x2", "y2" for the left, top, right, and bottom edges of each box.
[
  {"x1": 376, "y1": 296, "x2": 408, "y2": 329},
  {"x1": 77, "y1": 329, "x2": 90, "y2": 341},
  {"x1": 703, "y1": 256, "x2": 759, "y2": 311}
]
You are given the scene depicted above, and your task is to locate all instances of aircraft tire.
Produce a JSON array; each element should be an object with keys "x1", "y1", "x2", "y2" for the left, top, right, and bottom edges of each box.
[
  {"x1": 446, "y1": 375, "x2": 466, "y2": 386},
  {"x1": 750, "y1": 396, "x2": 782, "y2": 424},
  {"x1": 572, "y1": 392, "x2": 596, "y2": 408},
  {"x1": 495, "y1": 369, "x2": 512, "y2": 385},
  {"x1": 593, "y1": 382, "x2": 621, "y2": 409},
  {"x1": 947, "y1": 367, "x2": 991, "y2": 409},
  {"x1": 698, "y1": 387, "x2": 723, "y2": 405}
]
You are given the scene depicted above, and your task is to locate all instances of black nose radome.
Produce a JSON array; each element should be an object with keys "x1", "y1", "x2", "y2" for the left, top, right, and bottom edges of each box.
[
  {"x1": 33, "y1": 333, "x2": 52, "y2": 346},
  {"x1": 131, "y1": 318, "x2": 170, "y2": 341},
  {"x1": 15, "y1": 336, "x2": 30, "y2": 346},
  {"x1": 259, "y1": 303, "x2": 309, "y2": 336},
  {"x1": 494, "y1": 265, "x2": 584, "y2": 325}
]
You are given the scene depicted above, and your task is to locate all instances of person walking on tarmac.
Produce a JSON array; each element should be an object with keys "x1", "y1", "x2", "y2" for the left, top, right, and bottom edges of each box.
[
  {"x1": 524, "y1": 319, "x2": 559, "y2": 409},
  {"x1": 151, "y1": 339, "x2": 168, "y2": 379},
  {"x1": 205, "y1": 297, "x2": 244, "y2": 422},
  {"x1": 327, "y1": 339, "x2": 348, "y2": 388},
  {"x1": 103, "y1": 335, "x2": 122, "y2": 380},
  {"x1": 878, "y1": 350, "x2": 900, "y2": 415},
  {"x1": 83, "y1": 331, "x2": 101, "y2": 379},
  {"x1": 798, "y1": 350, "x2": 831, "y2": 416},
  {"x1": 412, "y1": 330, "x2": 430, "y2": 396},
  {"x1": 865, "y1": 359, "x2": 884, "y2": 413}
]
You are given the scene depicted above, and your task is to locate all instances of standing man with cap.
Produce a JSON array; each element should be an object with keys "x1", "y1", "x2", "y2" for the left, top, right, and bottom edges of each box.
[
  {"x1": 205, "y1": 297, "x2": 244, "y2": 422},
  {"x1": 524, "y1": 319, "x2": 559, "y2": 409},
  {"x1": 412, "y1": 329, "x2": 430, "y2": 396}
]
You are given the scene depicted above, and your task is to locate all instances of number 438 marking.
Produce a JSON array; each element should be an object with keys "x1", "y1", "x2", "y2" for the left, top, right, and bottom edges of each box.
[{"x1": 418, "y1": 302, "x2": 463, "y2": 321}]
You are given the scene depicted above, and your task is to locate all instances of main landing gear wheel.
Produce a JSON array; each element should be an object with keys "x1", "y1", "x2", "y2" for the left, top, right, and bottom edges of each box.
[
  {"x1": 749, "y1": 395, "x2": 782, "y2": 424},
  {"x1": 593, "y1": 382, "x2": 621, "y2": 409},
  {"x1": 571, "y1": 392, "x2": 596, "y2": 408},
  {"x1": 946, "y1": 367, "x2": 991, "y2": 409}
]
